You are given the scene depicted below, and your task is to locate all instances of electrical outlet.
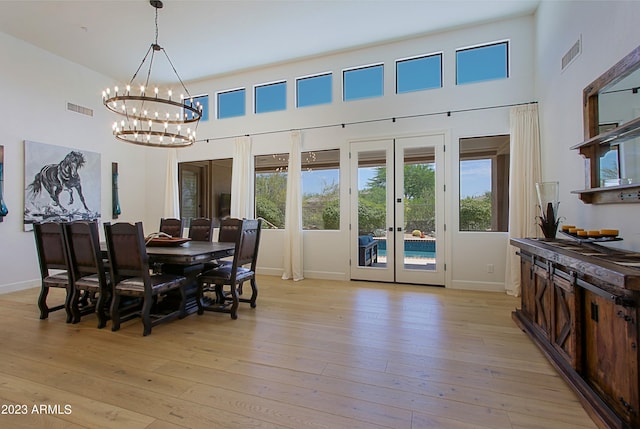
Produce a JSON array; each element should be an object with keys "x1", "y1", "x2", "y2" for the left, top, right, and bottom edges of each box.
[{"x1": 487, "y1": 264, "x2": 494, "y2": 273}]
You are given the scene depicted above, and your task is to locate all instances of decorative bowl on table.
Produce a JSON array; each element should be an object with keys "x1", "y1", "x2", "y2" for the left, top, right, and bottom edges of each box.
[{"x1": 145, "y1": 233, "x2": 191, "y2": 247}]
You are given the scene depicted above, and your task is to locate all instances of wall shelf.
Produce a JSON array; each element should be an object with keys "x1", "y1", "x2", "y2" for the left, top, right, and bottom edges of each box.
[
  {"x1": 572, "y1": 183, "x2": 640, "y2": 204},
  {"x1": 571, "y1": 116, "x2": 640, "y2": 154}
]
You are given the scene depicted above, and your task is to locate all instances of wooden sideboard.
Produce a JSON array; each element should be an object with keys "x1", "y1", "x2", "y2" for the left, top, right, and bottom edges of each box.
[{"x1": 511, "y1": 238, "x2": 640, "y2": 429}]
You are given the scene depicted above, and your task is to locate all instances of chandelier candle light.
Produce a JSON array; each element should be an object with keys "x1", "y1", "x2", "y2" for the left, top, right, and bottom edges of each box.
[{"x1": 102, "y1": 0, "x2": 201, "y2": 148}]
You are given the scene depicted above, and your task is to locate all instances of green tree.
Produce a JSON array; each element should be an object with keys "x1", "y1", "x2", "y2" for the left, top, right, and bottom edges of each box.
[
  {"x1": 303, "y1": 180, "x2": 339, "y2": 229},
  {"x1": 459, "y1": 192, "x2": 492, "y2": 231},
  {"x1": 255, "y1": 172, "x2": 287, "y2": 228}
]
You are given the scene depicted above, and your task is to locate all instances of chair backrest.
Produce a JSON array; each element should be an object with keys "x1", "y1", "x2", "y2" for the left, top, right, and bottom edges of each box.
[
  {"x1": 233, "y1": 219, "x2": 262, "y2": 271},
  {"x1": 188, "y1": 217, "x2": 214, "y2": 242},
  {"x1": 104, "y1": 222, "x2": 150, "y2": 283},
  {"x1": 159, "y1": 217, "x2": 184, "y2": 238},
  {"x1": 64, "y1": 221, "x2": 107, "y2": 282},
  {"x1": 33, "y1": 222, "x2": 69, "y2": 278},
  {"x1": 218, "y1": 217, "x2": 243, "y2": 243}
]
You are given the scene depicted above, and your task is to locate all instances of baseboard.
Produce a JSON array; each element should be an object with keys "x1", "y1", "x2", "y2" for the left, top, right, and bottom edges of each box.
[
  {"x1": 256, "y1": 267, "x2": 348, "y2": 281},
  {"x1": 449, "y1": 279, "x2": 505, "y2": 292},
  {"x1": 0, "y1": 279, "x2": 38, "y2": 295}
]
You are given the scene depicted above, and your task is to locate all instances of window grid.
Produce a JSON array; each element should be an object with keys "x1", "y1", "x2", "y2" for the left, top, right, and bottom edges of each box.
[
  {"x1": 343, "y1": 64, "x2": 384, "y2": 101},
  {"x1": 254, "y1": 81, "x2": 287, "y2": 114},
  {"x1": 184, "y1": 94, "x2": 209, "y2": 121},
  {"x1": 296, "y1": 73, "x2": 333, "y2": 108},
  {"x1": 396, "y1": 53, "x2": 443, "y2": 94},
  {"x1": 216, "y1": 88, "x2": 246, "y2": 119},
  {"x1": 456, "y1": 41, "x2": 509, "y2": 85}
]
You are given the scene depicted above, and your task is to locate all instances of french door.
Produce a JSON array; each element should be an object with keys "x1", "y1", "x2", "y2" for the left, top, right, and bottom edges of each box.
[{"x1": 350, "y1": 134, "x2": 445, "y2": 285}]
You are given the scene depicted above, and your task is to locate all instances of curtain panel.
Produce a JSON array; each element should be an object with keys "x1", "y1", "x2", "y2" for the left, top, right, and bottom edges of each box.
[
  {"x1": 230, "y1": 136, "x2": 254, "y2": 219},
  {"x1": 163, "y1": 148, "x2": 180, "y2": 218},
  {"x1": 505, "y1": 103, "x2": 542, "y2": 296},
  {"x1": 282, "y1": 131, "x2": 304, "y2": 281}
]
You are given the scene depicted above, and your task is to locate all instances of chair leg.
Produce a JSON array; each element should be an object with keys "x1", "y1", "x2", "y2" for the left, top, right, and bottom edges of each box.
[
  {"x1": 70, "y1": 287, "x2": 81, "y2": 324},
  {"x1": 64, "y1": 286, "x2": 74, "y2": 323},
  {"x1": 95, "y1": 290, "x2": 108, "y2": 329},
  {"x1": 141, "y1": 297, "x2": 153, "y2": 336},
  {"x1": 38, "y1": 285, "x2": 49, "y2": 320},
  {"x1": 249, "y1": 278, "x2": 258, "y2": 308},
  {"x1": 110, "y1": 293, "x2": 121, "y2": 332},
  {"x1": 196, "y1": 280, "x2": 205, "y2": 315},
  {"x1": 227, "y1": 283, "x2": 239, "y2": 320},
  {"x1": 214, "y1": 283, "x2": 225, "y2": 304}
]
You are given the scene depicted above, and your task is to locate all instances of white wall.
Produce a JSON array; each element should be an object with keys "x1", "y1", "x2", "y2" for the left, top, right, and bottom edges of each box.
[
  {"x1": 155, "y1": 15, "x2": 536, "y2": 289},
  {"x1": 0, "y1": 32, "x2": 148, "y2": 293},
  {"x1": 535, "y1": 0, "x2": 640, "y2": 251},
  {"x1": 14, "y1": 3, "x2": 636, "y2": 293}
]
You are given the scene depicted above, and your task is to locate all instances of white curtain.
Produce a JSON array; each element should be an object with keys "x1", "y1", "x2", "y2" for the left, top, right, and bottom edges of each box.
[
  {"x1": 282, "y1": 131, "x2": 304, "y2": 281},
  {"x1": 230, "y1": 136, "x2": 253, "y2": 219},
  {"x1": 163, "y1": 148, "x2": 180, "y2": 218},
  {"x1": 505, "y1": 103, "x2": 542, "y2": 296}
]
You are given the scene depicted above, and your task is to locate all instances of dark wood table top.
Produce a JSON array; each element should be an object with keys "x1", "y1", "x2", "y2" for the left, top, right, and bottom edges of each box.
[{"x1": 101, "y1": 241, "x2": 235, "y2": 266}]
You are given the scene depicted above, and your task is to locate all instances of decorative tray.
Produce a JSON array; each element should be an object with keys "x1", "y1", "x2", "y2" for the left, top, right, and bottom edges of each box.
[
  {"x1": 145, "y1": 237, "x2": 191, "y2": 247},
  {"x1": 559, "y1": 230, "x2": 622, "y2": 243}
]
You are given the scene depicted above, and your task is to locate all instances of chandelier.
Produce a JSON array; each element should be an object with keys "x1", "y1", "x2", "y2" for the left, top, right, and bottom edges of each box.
[{"x1": 102, "y1": 0, "x2": 201, "y2": 148}]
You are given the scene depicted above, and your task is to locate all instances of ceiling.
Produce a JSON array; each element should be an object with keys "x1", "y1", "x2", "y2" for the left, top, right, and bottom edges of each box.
[{"x1": 0, "y1": 0, "x2": 540, "y2": 85}]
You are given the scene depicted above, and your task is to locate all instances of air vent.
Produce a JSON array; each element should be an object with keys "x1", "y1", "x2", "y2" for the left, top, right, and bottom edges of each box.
[
  {"x1": 562, "y1": 37, "x2": 581, "y2": 71},
  {"x1": 67, "y1": 102, "x2": 93, "y2": 117}
]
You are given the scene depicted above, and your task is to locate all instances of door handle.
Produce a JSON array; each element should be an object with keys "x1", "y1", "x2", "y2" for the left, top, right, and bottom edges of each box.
[
  {"x1": 397, "y1": 227, "x2": 402, "y2": 232},
  {"x1": 388, "y1": 227, "x2": 393, "y2": 231}
]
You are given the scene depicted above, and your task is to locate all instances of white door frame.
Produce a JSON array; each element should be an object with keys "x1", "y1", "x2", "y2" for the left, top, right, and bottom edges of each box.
[{"x1": 349, "y1": 132, "x2": 448, "y2": 285}]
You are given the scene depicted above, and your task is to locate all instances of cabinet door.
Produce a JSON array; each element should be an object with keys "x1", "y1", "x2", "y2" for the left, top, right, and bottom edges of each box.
[
  {"x1": 583, "y1": 291, "x2": 639, "y2": 426},
  {"x1": 531, "y1": 263, "x2": 552, "y2": 339},
  {"x1": 520, "y1": 256, "x2": 535, "y2": 321},
  {"x1": 550, "y1": 271, "x2": 579, "y2": 369}
]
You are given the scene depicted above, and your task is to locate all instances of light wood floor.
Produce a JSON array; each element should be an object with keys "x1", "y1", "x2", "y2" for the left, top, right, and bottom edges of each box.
[{"x1": 0, "y1": 276, "x2": 597, "y2": 429}]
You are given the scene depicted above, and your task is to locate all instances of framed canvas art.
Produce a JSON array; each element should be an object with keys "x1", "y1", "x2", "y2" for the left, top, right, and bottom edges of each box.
[{"x1": 24, "y1": 140, "x2": 101, "y2": 229}]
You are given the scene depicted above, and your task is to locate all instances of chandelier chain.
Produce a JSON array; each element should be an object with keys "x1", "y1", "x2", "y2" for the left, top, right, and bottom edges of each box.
[{"x1": 154, "y1": 4, "x2": 159, "y2": 46}]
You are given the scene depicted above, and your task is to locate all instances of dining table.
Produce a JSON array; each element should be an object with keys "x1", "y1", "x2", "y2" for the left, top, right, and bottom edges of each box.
[
  {"x1": 101, "y1": 240, "x2": 235, "y2": 314},
  {"x1": 143, "y1": 240, "x2": 235, "y2": 265}
]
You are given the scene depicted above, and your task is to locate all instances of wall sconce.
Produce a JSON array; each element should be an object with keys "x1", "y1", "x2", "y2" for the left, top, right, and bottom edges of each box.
[
  {"x1": 0, "y1": 146, "x2": 8, "y2": 222},
  {"x1": 112, "y1": 162, "x2": 121, "y2": 219}
]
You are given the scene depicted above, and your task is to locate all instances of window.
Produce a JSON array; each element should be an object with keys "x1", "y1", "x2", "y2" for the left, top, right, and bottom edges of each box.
[
  {"x1": 255, "y1": 81, "x2": 286, "y2": 114},
  {"x1": 456, "y1": 41, "x2": 509, "y2": 85},
  {"x1": 343, "y1": 64, "x2": 384, "y2": 101},
  {"x1": 459, "y1": 135, "x2": 510, "y2": 232},
  {"x1": 396, "y1": 53, "x2": 442, "y2": 93},
  {"x1": 255, "y1": 153, "x2": 288, "y2": 229},
  {"x1": 178, "y1": 158, "x2": 233, "y2": 228},
  {"x1": 296, "y1": 73, "x2": 332, "y2": 107},
  {"x1": 217, "y1": 88, "x2": 246, "y2": 119},
  {"x1": 184, "y1": 94, "x2": 209, "y2": 121},
  {"x1": 302, "y1": 149, "x2": 340, "y2": 230}
]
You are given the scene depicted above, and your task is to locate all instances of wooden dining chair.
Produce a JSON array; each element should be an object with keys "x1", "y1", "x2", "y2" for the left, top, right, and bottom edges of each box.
[
  {"x1": 159, "y1": 217, "x2": 185, "y2": 238},
  {"x1": 104, "y1": 222, "x2": 188, "y2": 336},
  {"x1": 196, "y1": 219, "x2": 262, "y2": 319},
  {"x1": 64, "y1": 221, "x2": 111, "y2": 328},
  {"x1": 33, "y1": 222, "x2": 73, "y2": 322},
  {"x1": 188, "y1": 217, "x2": 214, "y2": 242},
  {"x1": 205, "y1": 217, "x2": 243, "y2": 271}
]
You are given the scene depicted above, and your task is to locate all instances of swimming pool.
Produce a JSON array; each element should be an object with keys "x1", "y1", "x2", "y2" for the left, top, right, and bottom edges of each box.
[{"x1": 375, "y1": 239, "x2": 436, "y2": 259}]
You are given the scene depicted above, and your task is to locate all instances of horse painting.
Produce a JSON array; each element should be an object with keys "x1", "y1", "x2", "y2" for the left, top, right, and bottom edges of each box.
[{"x1": 27, "y1": 151, "x2": 90, "y2": 212}]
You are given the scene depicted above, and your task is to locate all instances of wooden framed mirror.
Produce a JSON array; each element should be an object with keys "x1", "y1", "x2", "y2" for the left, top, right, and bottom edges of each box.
[{"x1": 572, "y1": 44, "x2": 640, "y2": 203}]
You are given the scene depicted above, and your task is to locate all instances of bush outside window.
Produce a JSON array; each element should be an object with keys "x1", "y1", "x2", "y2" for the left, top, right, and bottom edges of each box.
[{"x1": 459, "y1": 135, "x2": 510, "y2": 232}]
